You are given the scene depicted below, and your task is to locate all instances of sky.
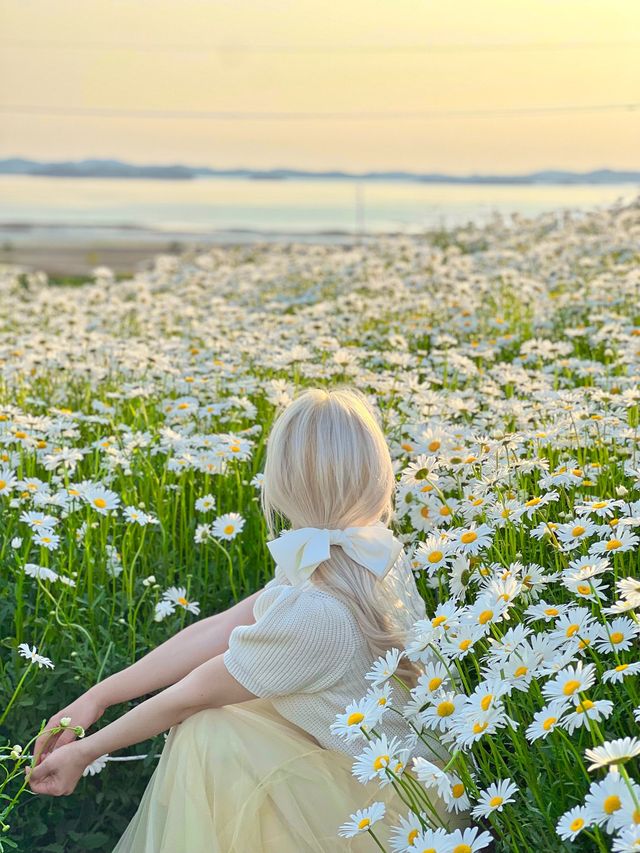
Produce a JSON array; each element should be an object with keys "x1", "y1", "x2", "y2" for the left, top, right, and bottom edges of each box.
[{"x1": 1, "y1": 0, "x2": 639, "y2": 173}]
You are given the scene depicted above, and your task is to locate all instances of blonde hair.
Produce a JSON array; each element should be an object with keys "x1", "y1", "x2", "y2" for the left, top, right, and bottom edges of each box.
[{"x1": 261, "y1": 385, "x2": 420, "y2": 686}]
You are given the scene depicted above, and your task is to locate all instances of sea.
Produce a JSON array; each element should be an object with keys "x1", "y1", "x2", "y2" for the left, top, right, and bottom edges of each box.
[{"x1": 1, "y1": 175, "x2": 638, "y2": 249}]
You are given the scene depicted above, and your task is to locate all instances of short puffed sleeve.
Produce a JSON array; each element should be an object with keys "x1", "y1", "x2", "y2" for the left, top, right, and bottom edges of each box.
[{"x1": 223, "y1": 589, "x2": 360, "y2": 698}]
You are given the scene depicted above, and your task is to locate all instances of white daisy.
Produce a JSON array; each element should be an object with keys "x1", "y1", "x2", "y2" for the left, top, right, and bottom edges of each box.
[
  {"x1": 407, "y1": 827, "x2": 452, "y2": 852},
  {"x1": 211, "y1": 512, "x2": 245, "y2": 540},
  {"x1": 83, "y1": 485, "x2": 121, "y2": 515},
  {"x1": 612, "y1": 824, "x2": 640, "y2": 853},
  {"x1": 451, "y1": 522, "x2": 493, "y2": 555},
  {"x1": 594, "y1": 617, "x2": 639, "y2": 653},
  {"x1": 542, "y1": 661, "x2": 597, "y2": 704},
  {"x1": 470, "y1": 778, "x2": 518, "y2": 819},
  {"x1": 330, "y1": 697, "x2": 382, "y2": 742},
  {"x1": 556, "y1": 805, "x2": 590, "y2": 840},
  {"x1": 352, "y1": 734, "x2": 405, "y2": 786},
  {"x1": 195, "y1": 494, "x2": 217, "y2": 512},
  {"x1": 444, "y1": 825, "x2": 493, "y2": 852},
  {"x1": 161, "y1": 586, "x2": 200, "y2": 615},
  {"x1": 365, "y1": 648, "x2": 403, "y2": 687},
  {"x1": 602, "y1": 662, "x2": 640, "y2": 684},
  {"x1": 18, "y1": 643, "x2": 54, "y2": 669},
  {"x1": 583, "y1": 774, "x2": 640, "y2": 833},
  {"x1": 585, "y1": 738, "x2": 640, "y2": 772},
  {"x1": 82, "y1": 753, "x2": 110, "y2": 776},
  {"x1": 562, "y1": 697, "x2": 614, "y2": 735},
  {"x1": 338, "y1": 802, "x2": 385, "y2": 838},
  {"x1": 525, "y1": 702, "x2": 567, "y2": 742}
]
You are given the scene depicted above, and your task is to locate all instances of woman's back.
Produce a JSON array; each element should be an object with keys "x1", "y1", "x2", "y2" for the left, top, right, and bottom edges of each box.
[{"x1": 223, "y1": 566, "x2": 434, "y2": 760}]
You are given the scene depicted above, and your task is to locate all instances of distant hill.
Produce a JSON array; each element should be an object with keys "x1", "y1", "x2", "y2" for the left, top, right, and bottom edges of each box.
[{"x1": 1, "y1": 158, "x2": 639, "y2": 184}]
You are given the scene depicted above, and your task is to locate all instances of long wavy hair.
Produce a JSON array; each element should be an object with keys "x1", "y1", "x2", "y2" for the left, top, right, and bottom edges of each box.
[{"x1": 261, "y1": 385, "x2": 420, "y2": 686}]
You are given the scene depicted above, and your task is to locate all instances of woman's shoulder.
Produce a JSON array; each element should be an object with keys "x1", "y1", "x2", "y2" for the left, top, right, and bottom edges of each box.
[{"x1": 255, "y1": 578, "x2": 362, "y2": 640}]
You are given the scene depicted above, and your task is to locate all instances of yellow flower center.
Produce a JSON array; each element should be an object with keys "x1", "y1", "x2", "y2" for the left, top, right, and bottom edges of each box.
[
  {"x1": 177, "y1": 597, "x2": 188, "y2": 606},
  {"x1": 439, "y1": 506, "x2": 451, "y2": 516},
  {"x1": 452, "y1": 783, "x2": 465, "y2": 798},
  {"x1": 420, "y1": 506, "x2": 430, "y2": 519},
  {"x1": 563, "y1": 679, "x2": 581, "y2": 696},
  {"x1": 615, "y1": 664, "x2": 629, "y2": 672},
  {"x1": 428, "y1": 677, "x2": 443, "y2": 691},
  {"x1": 428, "y1": 440, "x2": 441, "y2": 452},
  {"x1": 93, "y1": 498, "x2": 107, "y2": 509},
  {"x1": 478, "y1": 609, "x2": 494, "y2": 624},
  {"x1": 570, "y1": 817, "x2": 584, "y2": 832},
  {"x1": 480, "y1": 695, "x2": 493, "y2": 711},
  {"x1": 428, "y1": 551, "x2": 443, "y2": 564},
  {"x1": 543, "y1": 716, "x2": 557, "y2": 731},
  {"x1": 566, "y1": 624, "x2": 579, "y2": 637},
  {"x1": 572, "y1": 525, "x2": 586, "y2": 536},
  {"x1": 347, "y1": 712, "x2": 364, "y2": 726},
  {"x1": 0, "y1": 480, "x2": 5, "y2": 490},
  {"x1": 489, "y1": 796, "x2": 504, "y2": 808},
  {"x1": 459, "y1": 639, "x2": 472, "y2": 650},
  {"x1": 592, "y1": 501, "x2": 608, "y2": 509},
  {"x1": 544, "y1": 607, "x2": 559, "y2": 616},
  {"x1": 473, "y1": 721, "x2": 488, "y2": 734},
  {"x1": 514, "y1": 665, "x2": 528, "y2": 678},
  {"x1": 576, "y1": 700, "x2": 594, "y2": 713},
  {"x1": 605, "y1": 539, "x2": 622, "y2": 551},
  {"x1": 357, "y1": 817, "x2": 371, "y2": 829},
  {"x1": 525, "y1": 497, "x2": 541, "y2": 507},
  {"x1": 461, "y1": 531, "x2": 477, "y2": 544},
  {"x1": 453, "y1": 844, "x2": 472, "y2": 853},
  {"x1": 373, "y1": 755, "x2": 389, "y2": 771},
  {"x1": 603, "y1": 795, "x2": 621, "y2": 815},
  {"x1": 437, "y1": 701, "x2": 455, "y2": 717},
  {"x1": 223, "y1": 524, "x2": 234, "y2": 534},
  {"x1": 577, "y1": 583, "x2": 592, "y2": 595},
  {"x1": 610, "y1": 631, "x2": 624, "y2": 644},
  {"x1": 407, "y1": 829, "x2": 419, "y2": 844},
  {"x1": 432, "y1": 615, "x2": 447, "y2": 627}
]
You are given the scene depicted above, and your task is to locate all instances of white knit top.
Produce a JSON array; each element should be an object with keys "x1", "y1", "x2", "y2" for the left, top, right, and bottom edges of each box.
[{"x1": 222, "y1": 564, "x2": 433, "y2": 759}]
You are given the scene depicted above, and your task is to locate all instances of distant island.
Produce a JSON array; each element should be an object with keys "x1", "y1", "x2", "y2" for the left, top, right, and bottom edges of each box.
[{"x1": 1, "y1": 157, "x2": 639, "y2": 184}]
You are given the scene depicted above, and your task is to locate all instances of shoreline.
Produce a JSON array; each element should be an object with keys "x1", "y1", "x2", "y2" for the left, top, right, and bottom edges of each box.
[{"x1": 0, "y1": 227, "x2": 380, "y2": 276}]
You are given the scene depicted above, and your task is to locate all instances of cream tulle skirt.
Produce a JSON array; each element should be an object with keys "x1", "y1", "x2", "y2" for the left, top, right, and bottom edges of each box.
[{"x1": 111, "y1": 697, "x2": 463, "y2": 853}]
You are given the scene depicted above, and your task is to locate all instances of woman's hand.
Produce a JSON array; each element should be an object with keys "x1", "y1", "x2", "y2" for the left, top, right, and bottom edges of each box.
[
  {"x1": 33, "y1": 690, "x2": 106, "y2": 765},
  {"x1": 25, "y1": 741, "x2": 89, "y2": 797}
]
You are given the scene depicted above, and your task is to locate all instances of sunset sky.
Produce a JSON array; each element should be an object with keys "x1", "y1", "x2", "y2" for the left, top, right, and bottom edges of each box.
[{"x1": 1, "y1": 0, "x2": 638, "y2": 173}]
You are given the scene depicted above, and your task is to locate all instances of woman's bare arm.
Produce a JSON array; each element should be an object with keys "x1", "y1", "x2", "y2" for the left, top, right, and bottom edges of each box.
[
  {"x1": 27, "y1": 655, "x2": 257, "y2": 796},
  {"x1": 89, "y1": 590, "x2": 262, "y2": 709},
  {"x1": 33, "y1": 589, "x2": 262, "y2": 763}
]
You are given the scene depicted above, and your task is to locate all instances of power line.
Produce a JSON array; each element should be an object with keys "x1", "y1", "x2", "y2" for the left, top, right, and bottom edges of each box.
[
  {"x1": 1, "y1": 38, "x2": 639, "y2": 54},
  {"x1": 0, "y1": 103, "x2": 638, "y2": 121}
]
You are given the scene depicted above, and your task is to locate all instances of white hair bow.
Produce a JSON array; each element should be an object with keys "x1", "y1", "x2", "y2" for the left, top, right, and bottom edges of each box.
[{"x1": 266, "y1": 521, "x2": 404, "y2": 587}]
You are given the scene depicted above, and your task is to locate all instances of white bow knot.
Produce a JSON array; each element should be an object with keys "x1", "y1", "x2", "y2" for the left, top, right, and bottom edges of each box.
[{"x1": 266, "y1": 522, "x2": 404, "y2": 587}]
